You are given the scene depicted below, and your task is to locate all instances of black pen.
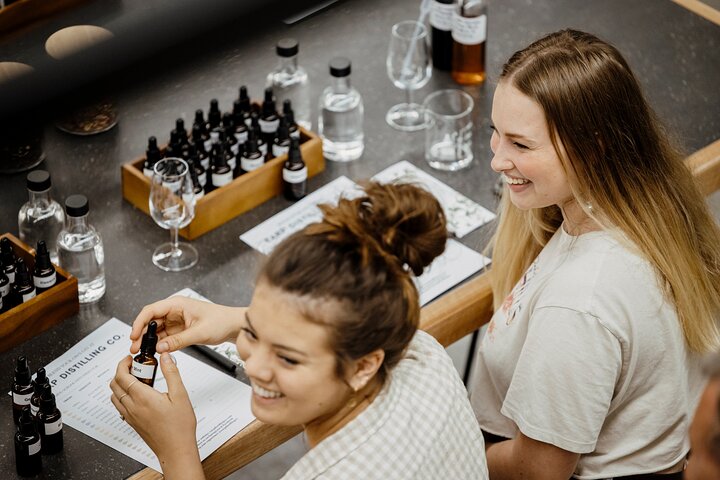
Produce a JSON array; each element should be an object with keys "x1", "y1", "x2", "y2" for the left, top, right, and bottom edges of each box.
[{"x1": 192, "y1": 345, "x2": 238, "y2": 373}]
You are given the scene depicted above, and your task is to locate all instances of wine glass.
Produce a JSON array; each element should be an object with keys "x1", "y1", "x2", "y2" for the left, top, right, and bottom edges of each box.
[
  {"x1": 386, "y1": 20, "x2": 432, "y2": 131},
  {"x1": 149, "y1": 158, "x2": 198, "y2": 272}
]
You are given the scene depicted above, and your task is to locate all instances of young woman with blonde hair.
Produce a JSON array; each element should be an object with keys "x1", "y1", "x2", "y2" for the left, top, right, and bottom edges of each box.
[
  {"x1": 470, "y1": 29, "x2": 720, "y2": 479},
  {"x1": 110, "y1": 182, "x2": 489, "y2": 479}
]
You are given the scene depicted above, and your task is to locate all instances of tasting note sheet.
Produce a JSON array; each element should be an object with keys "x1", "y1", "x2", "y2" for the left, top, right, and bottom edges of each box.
[{"x1": 41, "y1": 317, "x2": 254, "y2": 472}]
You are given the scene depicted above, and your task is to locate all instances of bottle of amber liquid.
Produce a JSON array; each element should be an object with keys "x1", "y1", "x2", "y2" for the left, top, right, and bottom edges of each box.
[
  {"x1": 131, "y1": 321, "x2": 159, "y2": 387},
  {"x1": 451, "y1": 0, "x2": 487, "y2": 85}
]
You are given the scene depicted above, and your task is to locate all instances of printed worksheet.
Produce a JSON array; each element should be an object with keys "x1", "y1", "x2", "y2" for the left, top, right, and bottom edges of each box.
[{"x1": 42, "y1": 318, "x2": 254, "y2": 472}]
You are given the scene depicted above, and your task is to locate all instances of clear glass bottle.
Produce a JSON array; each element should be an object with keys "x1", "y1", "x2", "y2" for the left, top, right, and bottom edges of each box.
[
  {"x1": 18, "y1": 170, "x2": 65, "y2": 265},
  {"x1": 451, "y1": 0, "x2": 487, "y2": 85},
  {"x1": 57, "y1": 195, "x2": 105, "y2": 304},
  {"x1": 267, "y1": 38, "x2": 311, "y2": 131},
  {"x1": 318, "y1": 57, "x2": 364, "y2": 162}
]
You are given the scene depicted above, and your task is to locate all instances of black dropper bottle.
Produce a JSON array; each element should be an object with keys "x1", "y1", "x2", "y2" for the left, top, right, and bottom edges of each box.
[
  {"x1": 33, "y1": 241, "x2": 57, "y2": 294},
  {"x1": 192, "y1": 109, "x2": 212, "y2": 151},
  {"x1": 241, "y1": 134, "x2": 264, "y2": 174},
  {"x1": 14, "y1": 407, "x2": 42, "y2": 476},
  {"x1": 283, "y1": 138, "x2": 308, "y2": 201},
  {"x1": 131, "y1": 321, "x2": 159, "y2": 387},
  {"x1": 191, "y1": 124, "x2": 210, "y2": 171},
  {"x1": 430, "y1": 0, "x2": 455, "y2": 71},
  {"x1": 13, "y1": 356, "x2": 34, "y2": 425},
  {"x1": 0, "y1": 259, "x2": 9, "y2": 312},
  {"x1": 12, "y1": 259, "x2": 36, "y2": 304},
  {"x1": 1, "y1": 237, "x2": 17, "y2": 284},
  {"x1": 143, "y1": 136, "x2": 163, "y2": 178},
  {"x1": 272, "y1": 117, "x2": 291, "y2": 158},
  {"x1": 207, "y1": 99, "x2": 222, "y2": 131},
  {"x1": 237, "y1": 86, "x2": 252, "y2": 125},
  {"x1": 172, "y1": 118, "x2": 189, "y2": 147},
  {"x1": 222, "y1": 113, "x2": 240, "y2": 157},
  {"x1": 249, "y1": 112, "x2": 267, "y2": 157},
  {"x1": 37, "y1": 383, "x2": 63, "y2": 454},
  {"x1": 282, "y1": 99, "x2": 300, "y2": 139},
  {"x1": 30, "y1": 367, "x2": 48, "y2": 417},
  {"x1": 232, "y1": 99, "x2": 249, "y2": 144},
  {"x1": 187, "y1": 158, "x2": 205, "y2": 200},
  {"x1": 259, "y1": 87, "x2": 280, "y2": 145},
  {"x1": 210, "y1": 144, "x2": 233, "y2": 190}
]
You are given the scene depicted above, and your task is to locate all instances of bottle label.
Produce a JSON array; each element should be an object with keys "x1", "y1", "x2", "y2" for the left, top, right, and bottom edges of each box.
[
  {"x1": 0, "y1": 282, "x2": 9, "y2": 297},
  {"x1": 45, "y1": 417, "x2": 63, "y2": 435},
  {"x1": 244, "y1": 117, "x2": 252, "y2": 127},
  {"x1": 259, "y1": 143, "x2": 268, "y2": 155},
  {"x1": 200, "y1": 156, "x2": 210, "y2": 170},
  {"x1": 259, "y1": 118, "x2": 280, "y2": 134},
  {"x1": 34, "y1": 273, "x2": 56, "y2": 289},
  {"x1": 198, "y1": 172, "x2": 207, "y2": 187},
  {"x1": 31, "y1": 403, "x2": 39, "y2": 416},
  {"x1": 143, "y1": 167, "x2": 154, "y2": 178},
  {"x1": 283, "y1": 166, "x2": 308, "y2": 184},
  {"x1": 241, "y1": 156, "x2": 264, "y2": 172},
  {"x1": 431, "y1": 2, "x2": 455, "y2": 31},
  {"x1": 131, "y1": 360, "x2": 156, "y2": 380},
  {"x1": 235, "y1": 130, "x2": 248, "y2": 144},
  {"x1": 28, "y1": 438, "x2": 41, "y2": 456},
  {"x1": 204, "y1": 139, "x2": 214, "y2": 152},
  {"x1": 289, "y1": 130, "x2": 301, "y2": 140},
  {"x1": 7, "y1": 271, "x2": 15, "y2": 284},
  {"x1": 452, "y1": 13, "x2": 487, "y2": 45},
  {"x1": 231, "y1": 143, "x2": 240, "y2": 155},
  {"x1": 227, "y1": 156, "x2": 237, "y2": 170},
  {"x1": 272, "y1": 144, "x2": 290, "y2": 157},
  {"x1": 212, "y1": 171, "x2": 233, "y2": 187},
  {"x1": 13, "y1": 392, "x2": 32, "y2": 405},
  {"x1": 22, "y1": 290, "x2": 36, "y2": 302}
]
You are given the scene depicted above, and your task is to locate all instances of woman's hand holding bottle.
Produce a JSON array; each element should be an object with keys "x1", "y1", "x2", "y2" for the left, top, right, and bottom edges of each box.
[{"x1": 130, "y1": 296, "x2": 246, "y2": 354}]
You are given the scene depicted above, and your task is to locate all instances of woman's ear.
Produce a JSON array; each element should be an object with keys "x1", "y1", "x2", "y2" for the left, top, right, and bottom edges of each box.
[{"x1": 348, "y1": 349, "x2": 385, "y2": 392}]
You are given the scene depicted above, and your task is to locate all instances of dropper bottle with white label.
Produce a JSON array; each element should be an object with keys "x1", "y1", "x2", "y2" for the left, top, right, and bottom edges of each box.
[
  {"x1": 33, "y1": 241, "x2": 57, "y2": 294},
  {"x1": 12, "y1": 356, "x2": 34, "y2": 425},
  {"x1": 14, "y1": 407, "x2": 42, "y2": 476},
  {"x1": 37, "y1": 383, "x2": 63, "y2": 454},
  {"x1": 132, "y1": 320, "x2": 159, "y2": 387}
]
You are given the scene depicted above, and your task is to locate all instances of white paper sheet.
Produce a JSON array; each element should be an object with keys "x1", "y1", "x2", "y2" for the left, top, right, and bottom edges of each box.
[
  {"x1": 372, "y1": 161, "x2": 496, "y2": 238},
  {"x1": 42, "y1": 318, "x2": 254, "y2": 472}
]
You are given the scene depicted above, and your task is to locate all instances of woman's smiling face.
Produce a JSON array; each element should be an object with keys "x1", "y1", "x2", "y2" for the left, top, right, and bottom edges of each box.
[
  {"x1": 490, "y1": 81, "x2": 574, "y2": 211},
  {"x1": 236, "y1": 281, "x2": 353, "y2": 427}
]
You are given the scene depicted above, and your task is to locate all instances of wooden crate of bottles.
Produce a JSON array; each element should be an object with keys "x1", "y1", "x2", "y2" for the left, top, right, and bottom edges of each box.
[
  {"x1": 121, "y1": 126, "x2": 323, "y2": 240},
  {"x1": 0, "y1": 233, "x2": 79, "y2": 353}
]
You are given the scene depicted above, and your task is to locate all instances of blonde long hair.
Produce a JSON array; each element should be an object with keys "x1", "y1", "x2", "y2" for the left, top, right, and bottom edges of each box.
[{"x1": 489, "y1": 29, "x2": 720, "y2": 352}]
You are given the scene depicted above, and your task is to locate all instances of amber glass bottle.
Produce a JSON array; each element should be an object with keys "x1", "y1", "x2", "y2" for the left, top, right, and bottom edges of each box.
[
  {"x1": 451, "y1": 0, "x2": 487, "y2": 85},
  {"x1": 131, "y1": 321, "x2": 159, "y2": 387}
]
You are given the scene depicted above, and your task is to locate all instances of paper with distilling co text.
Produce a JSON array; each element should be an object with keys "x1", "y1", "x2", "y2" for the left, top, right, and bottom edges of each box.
[
  {"x1": 239, "y1": 172, "x2": 491, "y2": 306},
  {"x1": 42, "y1": 317, "x2": 254, "y2": 472}
]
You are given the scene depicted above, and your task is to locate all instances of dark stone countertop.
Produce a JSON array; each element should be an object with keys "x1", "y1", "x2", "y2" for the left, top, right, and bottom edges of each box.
[{"x1": 1, "y1": 0, "x2": 718, "y2": 478}]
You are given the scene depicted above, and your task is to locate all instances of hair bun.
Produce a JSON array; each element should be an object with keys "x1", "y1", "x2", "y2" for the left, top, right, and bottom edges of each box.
[{"x1": 317, "y1": 181, "x2": 447, "y2": 276}]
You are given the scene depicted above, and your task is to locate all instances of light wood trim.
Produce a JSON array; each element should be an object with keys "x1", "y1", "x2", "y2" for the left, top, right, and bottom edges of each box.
[
  {"x1": 685, "y1": 138, "x2": 720, "y2": 196},
  {"x1": 672, "y1": 0, "x2": 720, "y2": 27},
  {"x1": 127, "y1": 141, "x2": 720, "y2": 479}
]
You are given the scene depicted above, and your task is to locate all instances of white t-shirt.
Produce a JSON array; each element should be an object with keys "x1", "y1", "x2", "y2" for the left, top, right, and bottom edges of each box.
[
  {"x1": 469, "y1": 226, "x2": 705, "y2": 479},
  {"x1": 284, "y1": 330, "x2": 488, "y2": 479}
]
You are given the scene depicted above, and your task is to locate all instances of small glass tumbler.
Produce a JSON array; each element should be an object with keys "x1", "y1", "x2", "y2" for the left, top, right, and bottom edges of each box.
[{"x1": 423, "y1": 89, "x2": 474, "y2": 171}]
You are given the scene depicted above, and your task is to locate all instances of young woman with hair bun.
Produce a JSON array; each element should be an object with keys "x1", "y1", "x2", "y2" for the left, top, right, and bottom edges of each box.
[{"x1": 110, "y1": 181, "x2": 489, "y2": 479}]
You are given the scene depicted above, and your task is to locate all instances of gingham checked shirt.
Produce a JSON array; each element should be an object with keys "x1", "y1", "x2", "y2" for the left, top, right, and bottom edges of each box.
[{"x1": 282, "y1": 330, "x2": 488, "y2": 479}]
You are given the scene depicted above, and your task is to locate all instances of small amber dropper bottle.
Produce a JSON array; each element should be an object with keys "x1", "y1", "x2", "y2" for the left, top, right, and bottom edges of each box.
[{"x1": 131, "y1": 321, "x2": 159, "y2": 387}]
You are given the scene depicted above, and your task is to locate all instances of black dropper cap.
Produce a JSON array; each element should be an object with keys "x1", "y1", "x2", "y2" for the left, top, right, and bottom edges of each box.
[
  {"x1": 288, "y1": 138, "x2": 303, "y2": 163},
  {"x1": 262, "y1": 88, "x2": 276, "y2": 116},
  {"x1": 276, "y1": 117, "x2": 289, "y2": 142},
  {"x1": 208, "y1": 99, "x2": 221, "y2": 128},
  {"x1": 282, "y1": 99, "x2": 294, "y2": 117},
  {"x1": 1, "y1": 237, "x2": 16, "y2": 263},
  {"x1": 238, "y1": 86, "x2": 250, "y2": 107},
  {"x1": 329, "y1": 57, "x2": 351, "y2": 77},
  {"x1": 26, "y1": 170, "x2": 52, "y2": 192},
  {"x1": 39, "y1": 383, "x2": 57, "y2": 414},
  {"x1": 141, "y1": 321, "x2": 158, "y2": 356},
  {"x1": 222, "y1": 112, "x2": 235, "y2": 130},
  {"x1": 15, "y1": 356, "x2": 31, "y2": 385},
  {"x1": 64, "y1": 195, "x2": 89, "y2": 217},
  {"x1": 14, "y1": 259, "x2": 32, "y2": 287},
  {"x1": 276, "y1": 38, "x2": 299, "y2": 57},
  {"x1": 146, "y1": 136, "x2": 162, "y2": 163},
  {"x1": 17, "y1": 406, "x2": 37, "y2": 436},
  {"x1": 35, "y1": 241, "x2": 52, "y2": 270},
  {"x1": 33, "y1": 368, "x2": 47, "y2": 392}
]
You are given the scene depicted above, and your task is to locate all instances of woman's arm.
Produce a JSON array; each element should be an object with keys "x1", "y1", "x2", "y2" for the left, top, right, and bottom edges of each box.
[{"x1": 487, "y1": 432, "x2": 579, "y2": 480}]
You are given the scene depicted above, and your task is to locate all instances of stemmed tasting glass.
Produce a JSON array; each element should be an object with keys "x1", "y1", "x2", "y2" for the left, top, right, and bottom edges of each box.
[
  {"x1": 149, "y1": 158, "x2": 198, "y2": 272},
  {"x1": 386, "y1": 20, "x2": 432, "y2": 131}
]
